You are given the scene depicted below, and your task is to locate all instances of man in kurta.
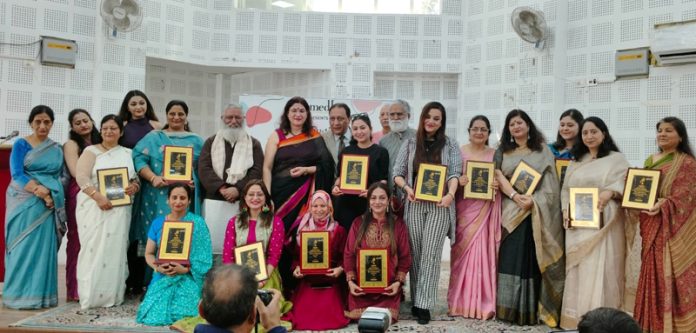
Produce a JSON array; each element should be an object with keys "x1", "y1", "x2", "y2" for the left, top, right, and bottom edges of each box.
[
  {"x1": 198, "y1": 104, "x2": 264, "y2": 253},
  {"x1": 379, "y1": 99, "x2": 416, "y2": 190}
]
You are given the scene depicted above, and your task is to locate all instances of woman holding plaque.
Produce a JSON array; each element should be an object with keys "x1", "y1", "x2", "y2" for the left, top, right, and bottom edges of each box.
[
  {"x1": 558, "y1": 117, "x2": 629, "y2": 329},
  {"x1": 332, "y1": 113, "x2": 390, "y2": 229},
  {"x1": 633, "y1": 117, "x2": 696, "y2": 333},
  {"x1": 132, "y1": 100, "x2": 204, "y2": 278},
  {"x1": 549, "y1": 109, "x2": 583, "y2": 159},
  {"x1": 343, "y1": 182, "x2": 412, "y2": 322},
  {"x1": 75, "y1": 114, "x2": 140, "y2": 309},
  {"x1": 287, "y1": 190, "x2": 349, "y2": 330},
  {"x1": 136, "y1": 184, "x2": 212, "y2": 325},
  {"x1": 392, "y1": 101, "x2": 461, "y2": 324},
  {"x1": 63, "y1": 109, "x2": 101, "y2": 302},
  {"x1": 447, "y1": 115, "x2": 502, "y2": 319},
  {"x1": 493, "y1": 109, "x2": 564, "y2": 326},
  {"x1": 3, "y1": 106, "x2": 65, "y2": 309}
]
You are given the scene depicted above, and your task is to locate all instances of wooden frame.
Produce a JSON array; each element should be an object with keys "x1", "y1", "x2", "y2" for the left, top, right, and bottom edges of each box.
[
  {"x1": 299, "y1": 231, "x2": 331, "y2": 274},
  {"x1": 569, "y1": 187, "x2": 602, "y2": 229},
  {"x1": 463, "y1": 161, "x2": 495, "y2": 200},
  {"x1": 234, "y1": 242, "x2": 268, "y2": 281},
  {"x1": 414, "y1": 163, "x2": 448, "y2": 202},
  {"x1": 555, "y1": 158, "x2": 572, "y2": 187},
  {"x1": 156, "y1": 221, "x2": 194, "y2": 265},
  {"x1": 510, "y1": 161, "x2": 543, "y2": 195},
  {"x1": 358, "y1": 248, "x2": 389, "y2": 293},
  {"x1": 622, "y1": 168, "x2": 661, "y2": 210},
  {"x1": 339, "y1": 154, "x2": 369, "y2": 195},
  {"x1": 96, "y1": 167, "x2": 131, "y2": 207},
  {"x1": 163, "y1": 145, "x2": 194, "y2": 182}
]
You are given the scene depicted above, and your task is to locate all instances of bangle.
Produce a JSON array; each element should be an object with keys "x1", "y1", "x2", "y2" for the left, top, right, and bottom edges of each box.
[
  {"x1": 150, "y1": 175, "x2": 157, "y2": 183},
  {"x1": 87, "y1": 189, "x2": 97, "y2": 197},
  {"x1": 509, "y1": 192, "x2": 517, "y2": 199},
  {"x1": 447, "y1": 192, "x2": 455, "y2": 199}
]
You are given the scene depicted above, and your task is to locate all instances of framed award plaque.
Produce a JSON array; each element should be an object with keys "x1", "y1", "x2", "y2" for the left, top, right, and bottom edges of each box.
[
  {"x1": 234, "y1": 242, "x2": 268, "y2": 281},
  {"x1": 156, "y1": 221, "x2": 194, "y2": 265},
  {"x1": 622, "y1": 168, "x2": 661, "y2": 210},
  {"x1": 339, "y1": 154, "x2": 369, "y2": 194},
  {"x1": 358, "y1": 248, "x2": 389, "y2": 293},
  {"x1": 163, "y1": 145, "x2": 194, "y2": 182},
  {"x1": 509, "y1": 161, "x2": 542, "y2": 195},
  {"x1": 96, "y1": 167, "x2": 132, "y2": 207},
  {"x1": 555, "y1": 158, "x2": 571, "y2": 188},
  {"x1": 299, "y1": 231, "x2": 331, "y2": 274},
  {"x1": 569, "y1": 187, "x2": 601, "y2": 229},
  {"x1": 414, "y1": 163, "x2": 448, "y2": 202},
  {"x1": 463, "y1": 161, "x2": 495, "y2": 200}
]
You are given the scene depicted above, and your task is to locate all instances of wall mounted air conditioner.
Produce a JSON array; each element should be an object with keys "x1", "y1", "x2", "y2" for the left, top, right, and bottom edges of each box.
[{"x1": 651, "y1": 19, "x2": 696, "y2": 66}]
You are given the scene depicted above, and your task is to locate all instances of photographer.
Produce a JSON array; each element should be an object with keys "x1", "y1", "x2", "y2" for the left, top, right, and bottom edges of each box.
[{"x1": 194, "y1": 265, "x2": 287, "y2": 333}]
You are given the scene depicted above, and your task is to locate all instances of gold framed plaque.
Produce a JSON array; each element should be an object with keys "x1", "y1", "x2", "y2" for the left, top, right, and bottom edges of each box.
[
  {"x1": 156, "y1": 221, "x2": 194, "y2": 265},
  {"x1": 300, "y1": 231, "x2": 331, "y2": 274},
  {"x1": 234, "y1": 242, "x2": 268, "y2": 281},
  {"x1": 358, "y1": 248, "x2": 389, "y2": 293},
  {"x1": 339, "y1": 154, "x2": 369, "y2": 194},
  {"x1": 96, "y1": 167, "x2": 132, "y2": 207},
  {"x1": 555, "y1": 158, "x2": 571, "y2": 187},
  {"x1": 569, "y1": 187, "x2": 601, "y2": 229},
  {"x1": 464, "y1": 161, "x2": 495, "y2": 200},
  {"x1": 414, "y1": 163, "x2": 447, "y2": 202},
  {"x1": 622, "y1": 168, "x2": 661, "y2": 210},
  {"x1": 509, "y1": 161, "x2": 542, "y2": 195},
  {"x1": 163, "y1": 145, "x2": 193, "y2": 182}
]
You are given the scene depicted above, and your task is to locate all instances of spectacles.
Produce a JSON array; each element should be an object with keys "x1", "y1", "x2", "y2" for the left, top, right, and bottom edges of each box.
[
  {"x1": 389, "y1": 112, "x2": 407, "y2": 119},
  {"x1": 351, "y1": 113, "x2": 370, "y2": 121},
  {"x1": 469, "y1": 127, "x2": 489, "y2": 133}
]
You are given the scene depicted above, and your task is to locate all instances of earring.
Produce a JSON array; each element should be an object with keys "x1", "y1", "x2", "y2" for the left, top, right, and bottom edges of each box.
[
  {"x1": 241, "y1": 207, "x2": 248, "y2": 213},
  {"x1": 262, "y1": 204, "x2": 270, "y2": 213},
  {"x1": 510, "y1": 136, "x2": 514, "y2": 143},
  {"x1": 527, "y1": 133, "x2": 530, "y2": 140},
  {"x1": 368, "y1": 207, "x2": 372, "y2": 213}
]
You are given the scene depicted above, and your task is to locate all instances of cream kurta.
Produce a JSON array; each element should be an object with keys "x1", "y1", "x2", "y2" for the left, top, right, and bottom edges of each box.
[{"x1": 559, "y1": 151, "x2": 630, "y2": 328}]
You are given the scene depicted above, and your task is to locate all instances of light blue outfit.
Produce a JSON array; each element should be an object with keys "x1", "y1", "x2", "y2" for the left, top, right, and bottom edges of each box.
[
  {"x1": 136, "y1": 212, "x2": 212, "y2": 325},
  {"x1": 3, "y1": 138, "x2": 66, "y2": 309},
  {"x1": 132, "y1": 130, "x2": 204, "y2": 250},
  {"x1": 548, "y1": 143, "x2": 574, "y2": 159}
]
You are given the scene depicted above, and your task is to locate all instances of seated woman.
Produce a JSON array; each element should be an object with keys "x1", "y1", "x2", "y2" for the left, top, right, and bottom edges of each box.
[
  {"x1": 136, "y1": 184, "x2": 212, "y2": 326},
  {"x1": 287, "y1": 190, "x2": 349, "y2": 330},
  {"x1": 343, "y1": 182, "x2": 412, "y2": 322}
]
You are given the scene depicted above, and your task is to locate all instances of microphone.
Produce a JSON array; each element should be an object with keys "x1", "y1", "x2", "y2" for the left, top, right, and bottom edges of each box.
[{"x1": 0, "y1": 130, "x2": 19, "y2": 140}]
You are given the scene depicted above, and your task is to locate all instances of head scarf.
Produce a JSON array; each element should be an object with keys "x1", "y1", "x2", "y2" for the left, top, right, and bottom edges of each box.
[{"x1": 295, "y1": 190, "x2": 337, "y2": 243}]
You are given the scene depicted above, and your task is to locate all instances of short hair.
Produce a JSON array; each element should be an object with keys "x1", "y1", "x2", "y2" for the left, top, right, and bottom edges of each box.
[
  {"x1": 28, "y1": 105, "x2": 55, "y2": 123},
  {"x1": 577, "y1": 307, "x2": 640, "y2": 333},
  {"x1": 392, "y1": 99, "x2": 411, "y2": 115},
  {"x1": 224, "y1": 103, "x2": 244, "y2": 115},
  {"x1": 329, "y1": 103, "x2": 351, "y2": 118},
  {"x1": 100, "y1": 114, "x2": 124, "y2": 133},
  {"x1": 468, "y1": 115, "x2": 492, "y2": 146},
  {"x1": 200, "y1": 265, "x2": 258, "y2": 329}
]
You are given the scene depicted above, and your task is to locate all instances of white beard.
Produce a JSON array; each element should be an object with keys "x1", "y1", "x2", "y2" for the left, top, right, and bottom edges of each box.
[
  {"x1": 389, "y1": 119, "x2": 409, "y2": 133},
  {"x1": 221, "y1": 127, "x2": 245, "y2": 143}
]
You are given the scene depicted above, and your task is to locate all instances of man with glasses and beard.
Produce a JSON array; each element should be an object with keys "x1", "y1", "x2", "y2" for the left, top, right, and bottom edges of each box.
[
  {"x1": 198, "y1": 104, "x2": 264, "y2": 253},
  {"x1": 379, "y1": 100, "x2": 416, "y2": 191}
]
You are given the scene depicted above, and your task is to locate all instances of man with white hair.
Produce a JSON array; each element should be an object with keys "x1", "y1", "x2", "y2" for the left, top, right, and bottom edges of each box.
[
  {"x1": 198, "y1": 104, "x2": 264, "y2": 253},
  {"x1": 379, "y1": 99, "x2": 416, "y2": 190}
]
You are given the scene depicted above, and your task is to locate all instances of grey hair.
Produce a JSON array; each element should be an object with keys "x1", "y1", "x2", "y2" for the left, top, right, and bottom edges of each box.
[
  {"x1": 392, "y1": 99, "x2": 411, "y2": 115},
  {"x1": 223, "y1": 103, "x2": 244, "y2": 115}
]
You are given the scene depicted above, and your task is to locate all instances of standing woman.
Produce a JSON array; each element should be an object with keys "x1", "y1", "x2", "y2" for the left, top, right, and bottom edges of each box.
[
  {"x1": 633, "y1": 117, "x2": 696, "y2": 333},
  {"x1": 549, "y1": 109, "x2": 584, "y2": 159},
  {"x1": 3, "y1": 105, "x2": 65, "y2": 309},
  {"x1": 494, "y1": 109, "x2": 564, "y2": 326},
  {"x1": 75, "y1": 114, "x2": 140, "y2": 309},
  {"x1": 132, "y1": 100, "x2": 204, "y2": 272},
  {"x1": 332, "y1": 113, "x2": 389, "y2": 229},
  {"x1": 63, "y1": 109, "x2": 101, "y2": 302},
  {"x1": 393, "y1": 101, "x2": 462, "y2": 324},
  {"x1": 559, "y1": 117, "x2": 629, "y2": 329},
  {"x1": 447, "y1": 115, "x2": 501, "y2": 319}
]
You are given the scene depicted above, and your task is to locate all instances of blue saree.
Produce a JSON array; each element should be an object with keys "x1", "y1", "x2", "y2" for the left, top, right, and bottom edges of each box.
[
  {"x1": 136, "y1": 212, "x2": 212, "y2": 325},
  {"x1": 3, "y1": 138, "x2": 65, "y2": 309},
  {"x1": 131, "y1": 131, "x2": 204, "y2": 250}
]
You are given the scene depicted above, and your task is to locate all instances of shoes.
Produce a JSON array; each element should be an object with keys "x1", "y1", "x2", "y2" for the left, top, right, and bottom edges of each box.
[
  {"x1": 416, "y1": 308, "x2": 431, "y2": 325},
  {"x1": 411, "y1": 306, "x2": 418, "y2": 317},
  {"x1": 66, "y1": 297, "x2": 79, "y2": 303}
]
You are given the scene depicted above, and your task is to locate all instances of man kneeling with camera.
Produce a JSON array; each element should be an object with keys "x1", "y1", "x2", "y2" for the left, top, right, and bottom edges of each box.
[{"x1": 194, "y1": 265, "x2": 287, "y2": 333}]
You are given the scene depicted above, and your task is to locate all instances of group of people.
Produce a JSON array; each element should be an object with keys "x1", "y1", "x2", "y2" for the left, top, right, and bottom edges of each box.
[{"x1": 3, "y1": 91, "x2": 696, "y2": 333}]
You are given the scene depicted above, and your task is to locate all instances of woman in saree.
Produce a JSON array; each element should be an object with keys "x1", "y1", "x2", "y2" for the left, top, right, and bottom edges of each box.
[
  {"x1": 549, "y1": 109, "x2": 583, "y2": 159},
  {"x1": 447, "y1": 115, "x2": 501, "y2": 320},
  {"x1": 75, "y1": 114, "x2": 140, "y2": 309},
  {"x1": 63, "y1": 108, "x2": 101, "y2": 302},
  {"x1": 343, "y1": 182, "x2": 412, "y2": 322},
  {"x1": 137, "y1": 184, "x2": 212, "y2": 326},
  {"x1": 132, "y1": 100, "x2": 204, "y2": 276},
  {"x1": 633, "y1": 117, "x2": 696, "y2": 333},
  {"x1": 3, "y1": 105, "x2": 65, "y2": 309},
  {"x1": 494, "y1": 109, "x2": 564, "y2": 326},
  {"x1": 262, "y1": 96, "x2": 334, "y2": 289},
  {"x1": 287, "y1": 190, "x2": 349, "y2": 330},
  {"x1": 559, "y1": 117, "x2": 629, "y2": 329}
]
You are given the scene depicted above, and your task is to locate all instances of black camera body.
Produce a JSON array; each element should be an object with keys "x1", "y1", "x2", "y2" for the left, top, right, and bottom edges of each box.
[{"x1": 257, "y1": 289, "x2": 272, "y2": 306}]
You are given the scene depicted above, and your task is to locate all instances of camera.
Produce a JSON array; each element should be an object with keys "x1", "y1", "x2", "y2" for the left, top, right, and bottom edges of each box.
[{"x1": 257, "y1": 289, "x2": 272, "y2": 306}]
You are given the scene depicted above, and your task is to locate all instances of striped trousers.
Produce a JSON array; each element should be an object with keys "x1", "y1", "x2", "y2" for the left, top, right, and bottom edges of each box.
[{"x1": 405, "y1": 201, "x2": 450, "y2": 310}]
